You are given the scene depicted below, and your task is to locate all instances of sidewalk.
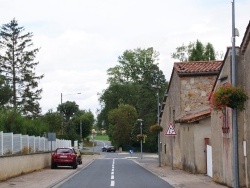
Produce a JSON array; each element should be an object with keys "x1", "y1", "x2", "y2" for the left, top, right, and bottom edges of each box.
[
  {"x1": 0, "y1": 153, "x2": 228, "y2": 188},
  {"x1": 132, "y1": 153, "x2": 228, "y2": 188},
  {"x1": 0, "y1": 154, "x2": 103, "y2": 188}
]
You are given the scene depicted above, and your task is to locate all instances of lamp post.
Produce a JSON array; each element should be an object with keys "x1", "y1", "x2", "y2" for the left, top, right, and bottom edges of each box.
[
  {"x1": 137, "y1": 119, "x2": 143, "y2": 159},
  {"x1": 80, "y1": 121, "x2": 83, "y2": 147},
  {"x1": 231, "y1": 1, "x2": 239, "y2": 187},
  {"x1": 61, "y1": 92, "x2": 81, "y2": 105},
  {"x1": 152, "y1": 85, "x2": 161, "y2": 167}
]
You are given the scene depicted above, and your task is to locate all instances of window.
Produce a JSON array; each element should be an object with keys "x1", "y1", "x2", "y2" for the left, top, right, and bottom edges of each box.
[{"x1": 222, "y1": 108, "x2": 229, "y2": 133}]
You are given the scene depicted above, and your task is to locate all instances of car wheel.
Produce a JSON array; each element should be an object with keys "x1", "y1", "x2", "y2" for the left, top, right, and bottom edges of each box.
[
  {"x1": 51, "y1": 162, "x2": 57, "y2": 169},
  {"x1": 73, "y1": 161, "x2": 78, "y2": 169}
]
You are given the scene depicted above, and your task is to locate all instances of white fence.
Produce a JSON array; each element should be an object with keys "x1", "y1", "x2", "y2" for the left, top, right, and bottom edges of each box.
[{"x1": 0, "y1": 131, "x2": 71, "y2": 156}]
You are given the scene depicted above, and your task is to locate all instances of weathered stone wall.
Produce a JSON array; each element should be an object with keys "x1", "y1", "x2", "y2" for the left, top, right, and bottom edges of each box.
[
  {"x1": 161, "y1": 69, "x2": 216, "y2": 173},
  {"x1": 180, "y1": 75, "x2": 216, "y2": 114}
]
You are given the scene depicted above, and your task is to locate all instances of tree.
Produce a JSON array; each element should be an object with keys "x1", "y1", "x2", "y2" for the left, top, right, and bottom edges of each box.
[
  {"x1": 108, "y1": 104, "x2": 138, "y2": 150},
  {"x1": 0, "y1": 75, "x2": 11, "y2": 107},
  {"x1": 57, "y1": 101, "x2": 79, "y2": 122},
  {"x1": 57, "y1": 101, "x2": 79, "y2": 138},
  {"x1": 97, "y1": 83, "x2": 140, "y2": 130},
  {"x1": 72, "y1": 110, "x2": 95, "y2": 139},
  {"x1": 98, "y1": 47, "x2": 166, "y2": 130},
  {"x1": 107, "y1": 47, "x2": 165, "y2": 86},
  {"x1": 0, "y1": 18, "x2": 44, "y2": 117},
  {"x1": 43, "y1": 110, "x2": 62, "y2": 134},
  {"x1": 171, "y1": 40, "x2": 216, "y2": 62},
  {"x1": 204, "y1": 42, "x2": 216, "y2": 61},
  {"x1": 97, "y1": 47, "x2": 167, "y2": 152}
]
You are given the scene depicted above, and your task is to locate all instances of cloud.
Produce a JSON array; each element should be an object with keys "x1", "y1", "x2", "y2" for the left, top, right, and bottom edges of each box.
[{"x1": 1, "y1": 0, "x2": 249, "y2": 116}]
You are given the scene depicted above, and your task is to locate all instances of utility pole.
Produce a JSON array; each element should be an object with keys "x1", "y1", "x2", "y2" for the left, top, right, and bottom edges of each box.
[
  {"x1": 152, "y1": 83, "x2": 161, "y2": 167},
  {"x1": 137, "y1": 119, "x2": 143, "y2": 159},
  {"x1": 231, "y1": 1, "x2": 239, "y2": 187}
]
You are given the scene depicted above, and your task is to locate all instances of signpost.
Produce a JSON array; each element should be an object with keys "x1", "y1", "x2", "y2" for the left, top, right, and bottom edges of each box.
[
  {"x1": 165, "y1": 123, "x2": 176, "y2": 169},
  {"x1": 165, "y1": 123, "x2": 177, "y2": 136},
  {"x1": 48, "y1": 132, "x2": 56, "y2": 151}
]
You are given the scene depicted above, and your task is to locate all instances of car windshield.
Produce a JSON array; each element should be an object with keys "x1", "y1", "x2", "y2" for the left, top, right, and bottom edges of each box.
[{"x1": 57, "y1": 148, "x2": 73, "y2": 154}]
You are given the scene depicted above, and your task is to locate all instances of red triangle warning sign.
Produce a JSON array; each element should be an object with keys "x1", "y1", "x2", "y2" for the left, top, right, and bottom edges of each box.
[{"x1": 165, "y1": 123, "x2": 177, "y2": 136}]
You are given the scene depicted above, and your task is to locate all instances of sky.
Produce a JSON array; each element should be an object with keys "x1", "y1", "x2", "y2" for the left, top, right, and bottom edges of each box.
[{"x1": 0, "y1": 0, "x2": 249, "y2": 117}]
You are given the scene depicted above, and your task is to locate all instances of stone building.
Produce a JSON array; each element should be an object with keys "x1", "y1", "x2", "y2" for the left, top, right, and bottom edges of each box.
[
  {"x1": 210, "y1": 21, "x2": 250, "y2": 187},
  {"x1": 160, "y1": 61, "x2": 222, "y2": 173},
  {"x1": 159, "y1": 21, "x2": 250, "y2": 187}
]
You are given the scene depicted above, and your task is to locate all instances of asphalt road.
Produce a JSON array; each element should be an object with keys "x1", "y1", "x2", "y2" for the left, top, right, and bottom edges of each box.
[{"x1": 56, "y1": 157, "x2": 173, "y2": 188}]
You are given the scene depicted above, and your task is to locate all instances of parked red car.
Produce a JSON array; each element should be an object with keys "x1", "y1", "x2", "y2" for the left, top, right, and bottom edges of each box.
[{"x1": 51, "y1": 147, "x2": 78, "y2": 169}]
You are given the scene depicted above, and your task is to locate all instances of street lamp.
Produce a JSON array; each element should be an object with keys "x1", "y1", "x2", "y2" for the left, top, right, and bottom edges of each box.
[
  {"x1": 152, "y1": 84, "x2": 161, "y2": 167},
  {"x1": 137, "y1": 119, "x2": 143, "y2": 159},
  {"x1": 231, "y1": 1, "x2": 239, "y2": 187},
  {"x1": 61, "y1": 92, "x2": 81, "y2": 105}
]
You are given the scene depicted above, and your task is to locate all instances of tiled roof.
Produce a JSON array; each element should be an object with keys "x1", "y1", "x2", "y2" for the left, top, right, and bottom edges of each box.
[
  {"x1": 174, "y1": 61, "x2": 222, "y2": 74},
  {"x1": 175, "y1": 108, "x2": 211, "y2": 123}
]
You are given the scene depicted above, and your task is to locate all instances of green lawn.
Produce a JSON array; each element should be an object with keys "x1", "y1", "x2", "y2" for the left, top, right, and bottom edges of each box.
[{"x1": 95, "y1": 134, "x2": 109, "y2": 141}]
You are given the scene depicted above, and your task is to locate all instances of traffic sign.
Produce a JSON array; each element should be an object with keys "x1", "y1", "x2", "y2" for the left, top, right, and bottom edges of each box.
[{"x1": 165, "y1": 123, "x2": 177, "y2": 136}]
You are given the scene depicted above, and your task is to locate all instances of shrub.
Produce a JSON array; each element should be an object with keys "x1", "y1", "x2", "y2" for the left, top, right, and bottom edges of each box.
[{"x1": 22, "y1": 146, "x2": 31, "y2": 154}]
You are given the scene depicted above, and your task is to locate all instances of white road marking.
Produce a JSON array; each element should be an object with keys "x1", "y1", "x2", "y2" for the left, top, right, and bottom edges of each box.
[{"x1": 110, "y1": 159, "x2": 115, "y2": 187}]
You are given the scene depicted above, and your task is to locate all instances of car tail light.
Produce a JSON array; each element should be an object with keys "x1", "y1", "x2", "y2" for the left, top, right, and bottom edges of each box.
[{"x1": 69, "y1": 153, "x2": 76, "y2": 158}]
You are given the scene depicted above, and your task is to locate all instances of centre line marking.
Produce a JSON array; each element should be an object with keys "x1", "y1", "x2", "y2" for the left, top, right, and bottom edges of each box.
[
  {"x1": 110, "y1": 180, "x2": 115, "y2": 186},
  {"x1": 110, "y1": 159, "x2": 115, "y2": 187}
]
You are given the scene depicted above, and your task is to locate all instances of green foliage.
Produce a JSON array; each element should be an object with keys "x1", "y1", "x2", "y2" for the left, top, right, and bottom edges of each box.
[
  {"x1": 171, "y1": 40, "x2": 216, "y2": 62},
  {"x1": 107, "y1": 47, "x2": 165, "y2": 86},
  {"x1": 204, "y1": 43, "x2": 216, "y2": 61},
  {"x1": 0, "y1": 75, "x2": 11, "y2": 106},
  {"x1": 97, "y1": 47, "x2": 167, "y2": 152},
  {"x1": 25, "y1": 118, "x2": 48, "y2": 136},
  {"x1": 72, "y1": 110, "x2": 94, "y2": 140},
  {"x1": 170, "y1": 43, "x2": 194, "y2": 62},
  {"x1": 189, "y1": 40, "x2": 205, "y2": 61},
  {"x1": 95, "y1": 134, "x2": 109, "y2": 141},
  {"x1": 108, "y1": 104, "x2": 138, "y2": 150},
  {"x1": 0, "y1": 101, "x2": 94, "y2": 143},
  {"x1": 42, "y1": 110, "x2": 62, "y2": 134},
  {"x1": 0, "y1": 18, "x2": 44, "y2": 117},
  {"x1": 57, "y1": 101, "x2": 79, "y2": 121},
  {"x1": 0, "y1": 109, "x2": 48, "y2": 135},
  {"x1": 97, "y1": 83, "x2": 141, "y2": 130}
]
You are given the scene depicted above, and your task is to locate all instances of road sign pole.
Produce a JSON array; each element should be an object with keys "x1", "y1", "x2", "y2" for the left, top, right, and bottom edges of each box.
[{"x1": 165, "y1": 123, "x2": 177, "y2": 170}]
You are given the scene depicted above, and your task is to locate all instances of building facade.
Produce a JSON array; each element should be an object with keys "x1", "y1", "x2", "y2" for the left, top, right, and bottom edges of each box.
[{"x1": 160, "y1": 61, "x2": 222, "y2": 173}]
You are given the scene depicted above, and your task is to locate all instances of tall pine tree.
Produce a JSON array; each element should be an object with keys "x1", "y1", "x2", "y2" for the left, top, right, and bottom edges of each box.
[{"x1": 0, "y1": 18, "x2": 44, "y2": 117}]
